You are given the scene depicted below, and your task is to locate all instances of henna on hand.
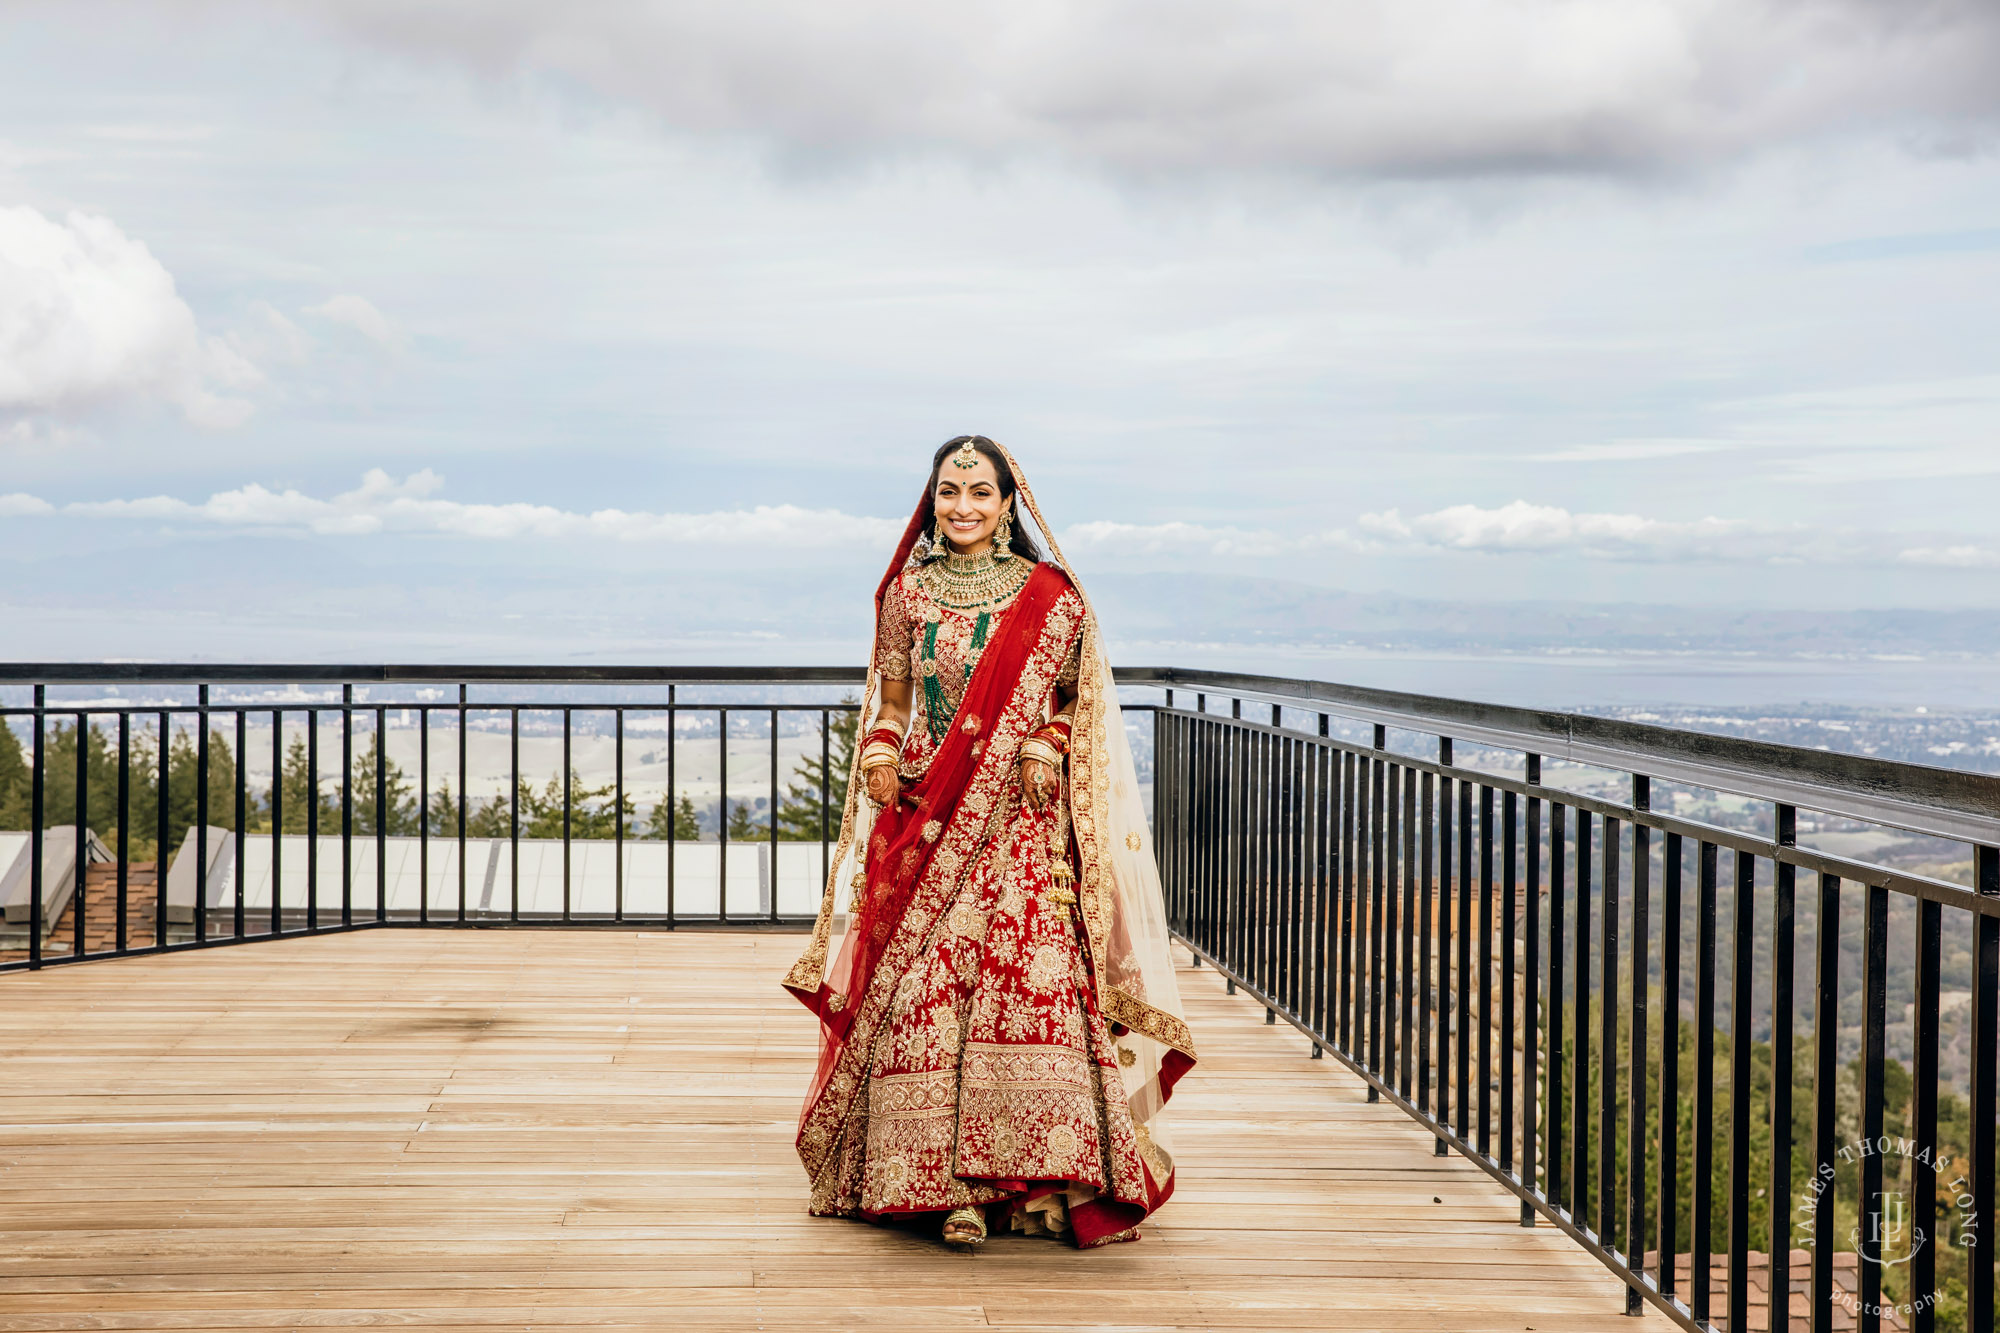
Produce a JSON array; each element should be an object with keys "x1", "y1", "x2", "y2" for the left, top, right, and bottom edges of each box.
[
  {"x1": 1019, "y1": 758, "x2": 1055, "y2": 809},
  {"x1": 865, "y1": 767, "x2": 900, "y2": 807}
]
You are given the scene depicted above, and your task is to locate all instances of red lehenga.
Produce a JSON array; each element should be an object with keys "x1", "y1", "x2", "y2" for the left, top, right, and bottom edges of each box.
[{"x1": 783, "y1": 442, "x2": 1196, "y2": 1247}]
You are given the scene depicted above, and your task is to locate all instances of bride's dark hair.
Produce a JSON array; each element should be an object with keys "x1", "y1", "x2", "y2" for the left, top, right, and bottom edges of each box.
[{"x1": 923, "y1": 435, "x2": 1044, "y2": 562}]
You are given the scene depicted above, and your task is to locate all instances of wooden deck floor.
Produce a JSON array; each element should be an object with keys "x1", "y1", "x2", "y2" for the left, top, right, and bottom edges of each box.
[{"x1": 0, "y1": 930, "x2": 1671, "y2": 1332}]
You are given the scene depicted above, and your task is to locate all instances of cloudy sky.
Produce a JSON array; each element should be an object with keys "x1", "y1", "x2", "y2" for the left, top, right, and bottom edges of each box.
[{"x1": 4, "y1": 2, "x2": 2000, "y2": 679}]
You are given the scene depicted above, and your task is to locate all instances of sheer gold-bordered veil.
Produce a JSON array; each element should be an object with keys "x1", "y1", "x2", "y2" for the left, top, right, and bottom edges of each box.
[{"x1": 784, "y1": 439, "x2": 1196, "y2": 1177}]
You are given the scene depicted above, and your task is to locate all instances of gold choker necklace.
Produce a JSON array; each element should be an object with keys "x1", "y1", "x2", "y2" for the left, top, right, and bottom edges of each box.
[{"x1": 920, "y1": 543, "x2": 1031, "y2": 611}]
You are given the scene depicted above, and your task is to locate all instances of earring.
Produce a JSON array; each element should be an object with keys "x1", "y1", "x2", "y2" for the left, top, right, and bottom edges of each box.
[
  {"x1": 992, "y1": 506, "x2": 1015, "y2": 559},
  {"x1": 927, "y1": 524, "x2": 949, "y2": 560}
]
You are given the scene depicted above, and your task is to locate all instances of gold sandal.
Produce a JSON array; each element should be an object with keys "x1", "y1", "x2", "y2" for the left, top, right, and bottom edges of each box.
[{"x1": 942, "y1": 1206, "x2": 987, "y2": 1248}]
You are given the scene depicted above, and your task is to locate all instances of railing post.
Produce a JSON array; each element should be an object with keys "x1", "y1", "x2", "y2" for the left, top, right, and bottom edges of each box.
[
  {"x1": 29, "y1": 684, "x2": 44, "y2": 969},
  {"x1": 1768, "y1": 802, "x2": 1796, "y2": 1333},
  {"x1": 1968, "y1": 844, "x2": 1998, "y2": 1333},
  {"x1": 561, "y1": 705, "x2": 572, "y2": 922},
  {"x1": 718, "y1": 705, "x2": 729, "y2": 924},
  {"x1": 155, "y1": 709, "x2": 169, "y2": 949},
  {"x1": 614, "y1": 707, "x2": 625, "y2": 922},
  {"x1": 1910, "y1": 831, "x2": 1942, "y2": 1333},
  {"x1": 1521, "y1": 753, "x2": 1540, "y2": 1227},
  {"x1": 196, "y1": 684, "x2": 209, "y2": 944},
  {"x1": 456, "y1": 685, "x2": 467, "y2": 924},
  {"x1": 74, "y1": 704, "x2": 88, "y2": 958},
  {"x1": 768, "y1": 705, "x2": 780, "y2": 925},
  {"x1": 414, "y1": 707, "x2": 424, "y2": 929},
  {"x1": 234, "y1": 707, "x2": 247, "y2": 941},
  {"x1": 666, "y1": 685, "x2": 676, "y2": 928},
  {"x1": 1809, "y1": 863, "x2": 1840, "y2": 1333},
  {"x1": 343, "y1": 683, "x2": 354, "y2": 928},
  {"x1": 1624, "y1": 775, "x2": 1651, "y2": 1315},
  {"x1": 1435, "y1": 735, "x2": 1452, "y2": 1156},
  {"x1": 116, "y1": 711, "x2": 129, "y2": 954},
  {"x1": 374, "y1": 705, "x2": 387, "y2": 924}
]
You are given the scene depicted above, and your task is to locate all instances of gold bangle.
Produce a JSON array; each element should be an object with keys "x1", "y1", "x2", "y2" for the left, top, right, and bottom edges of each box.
[
  {"x1": 860, "y1": 750, "x2": 900, "y2": 774},
  {"x1": 1019, "y1": 739, "x2": 1061, "y2": 769}
]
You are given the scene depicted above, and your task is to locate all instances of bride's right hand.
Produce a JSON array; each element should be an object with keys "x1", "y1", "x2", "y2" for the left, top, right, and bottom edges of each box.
[{"x1": 865, "y1": 765, "x2": 901, "y2": 807}]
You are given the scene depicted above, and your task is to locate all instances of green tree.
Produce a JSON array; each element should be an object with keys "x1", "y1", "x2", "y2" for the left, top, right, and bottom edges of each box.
[
  {"x1": 465, "y1": 793, "x2": 512, "y2": 838},
  {"x1": 641, "y1": 793, "x2": 699, "y2": 841},
  {"x1": 352, "y1": 731, "x2": 419, "y2": 835},
  {"x1": 155, "y1": 726, "x2": 238, "y2": 861},
  {"x1": 725, "y1": 798, "x2": 765, "y2": 841},
  {"x1": 268, "y1": 732, "x2": 339, "y2": 835},
  {"x1": 516, "y1": 770, "x2": 634, "y2": 840},
  {"x1": 776, "y1": 701, "x2": 860, "y2": 841},
  {"x1": 427, "y1": 782, "x2": 523, "y2": 838},
  {"x1": 0, "y1": 722, "x2": 27, "y2": 830},
  {"x1": 425, "y1": 777, "x2": 463, "y2": 837},
  {"x1": 14, "y1": 719, "x2": 120, "y2": 836}
]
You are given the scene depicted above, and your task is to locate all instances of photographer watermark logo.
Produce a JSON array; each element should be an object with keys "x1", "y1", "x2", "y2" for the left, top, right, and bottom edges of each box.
[
  {"x1": 1794, "y1": 1135, "x2": 1980, "y2": 1322},
  {"x1": 1853, "y1": 1187, "x2": 1923, "y2": 1267}
]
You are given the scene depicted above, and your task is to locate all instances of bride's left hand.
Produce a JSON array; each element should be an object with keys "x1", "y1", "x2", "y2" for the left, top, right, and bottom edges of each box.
[{"x1": 1020, "y1": 757, "x2": 1057, "y2": 809}]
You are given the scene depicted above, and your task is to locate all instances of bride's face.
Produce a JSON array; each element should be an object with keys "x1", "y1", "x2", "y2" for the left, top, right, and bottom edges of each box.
[{"x1": 933, "y1": 455, "x2": 1008, "y2": 554}]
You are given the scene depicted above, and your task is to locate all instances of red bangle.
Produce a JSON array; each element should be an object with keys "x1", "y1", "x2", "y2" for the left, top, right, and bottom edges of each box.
[
  {"x1": 1031, "y1": 721, "x2": 1071, "y2": 755},
  {"x1": 863, "y1": 726, "x2": 903, "y2": 750}
]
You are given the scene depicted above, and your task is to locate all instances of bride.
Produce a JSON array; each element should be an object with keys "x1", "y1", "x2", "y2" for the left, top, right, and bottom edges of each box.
[{"x1": 784, "y1": 436, "x2": 1196, "y2": 1249}]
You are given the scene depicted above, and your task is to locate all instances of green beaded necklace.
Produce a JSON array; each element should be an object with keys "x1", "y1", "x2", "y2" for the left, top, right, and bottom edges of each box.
[{"x1": 915, "y1": 545, "x2": 1025, "y2": 743}]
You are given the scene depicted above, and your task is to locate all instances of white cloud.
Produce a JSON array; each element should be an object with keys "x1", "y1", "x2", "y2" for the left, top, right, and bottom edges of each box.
[
  {"x1": 1361, "y1": 499, "x2": 1817, "y2": 562},
  {"x1": 0, "y1": 205, "x2": 259, "y2": 428},
  {"x1": 1060, "y1": 518, "x2": 1375, "y2": 559},
  {"x1": 1527, "y1": 439, "x2": 1735, "y2": 463},
  {"x1": 51, "y1": 468, "x2": 904, "y2": 546},
  {"x1": 293, "y1": 0, "x2": 2000, "y2": 177},
  {"x1": 1899, "y1": 545, "x2": 2000, "y2": 569},
  {"x1": 303, "y1": 293, "x2": 405, "y2": 350},
  {"x1": 16, "y1": 469, "x2": 2000, "y2": 582}
]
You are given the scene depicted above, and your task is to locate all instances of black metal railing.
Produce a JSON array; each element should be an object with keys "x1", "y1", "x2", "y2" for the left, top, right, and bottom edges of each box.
[
  {"x1": 5, "y1": 662, "x2": 1996, "y2": 1331},
  {"x1": 0, "y1": 668, "x2": 882, "y2": 963},
  {"x1": 1148, "y1": 671, "x2": 1998, "y2": 1333}
]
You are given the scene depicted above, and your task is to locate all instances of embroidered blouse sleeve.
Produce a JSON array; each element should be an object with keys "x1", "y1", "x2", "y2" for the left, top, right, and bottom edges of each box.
[
  {"x1": 874, "y1": 572, "x2": 915, "y2": 680},
  {"x1": 1055, "y1": 618, "x2": 1083, "y2": 688}
]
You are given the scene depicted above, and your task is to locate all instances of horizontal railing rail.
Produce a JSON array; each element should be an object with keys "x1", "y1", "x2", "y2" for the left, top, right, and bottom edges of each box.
[
  {"x1": 1151, "y1": 694, "x2": 1997, "y2": 1333},
  {"x1": 9, "y1": 662, "x2": 1991, "y2": 842}
]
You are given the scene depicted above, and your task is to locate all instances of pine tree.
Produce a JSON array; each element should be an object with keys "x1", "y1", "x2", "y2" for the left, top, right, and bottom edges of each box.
[
  {"x1": 352, "y1": 731, "x2": 419, "y2": 835},
  {"x1": 6, "y1": 719, "x2": 118, "y2": 836},
  {"x1": 425, "y1": 777, "x2": 462, "y2": 837},
  {"x1": 776, "y1": 700, "x2": 860, "y2": 841},
  {"x1": 171, "y1": 727, "x2": 238, "y2": 835},
  {"x1": 641, "y1": 794, "x2": 699, "y2": 840},
  {"x1": 515, "y1": 769, "x2": 633, "y2": 839},
  {"x1": 0, "y1": 721, "x2": 28, "y2": 830},
  {"x1": 725, "y1": 798, "x2": 764, "y2": 841},
  {"x1": 465, "y1": 793, "x2": 512, "y2": 838},
  {"x1": 271, "y1": 732, "x2": 340, "y2": 835}
]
